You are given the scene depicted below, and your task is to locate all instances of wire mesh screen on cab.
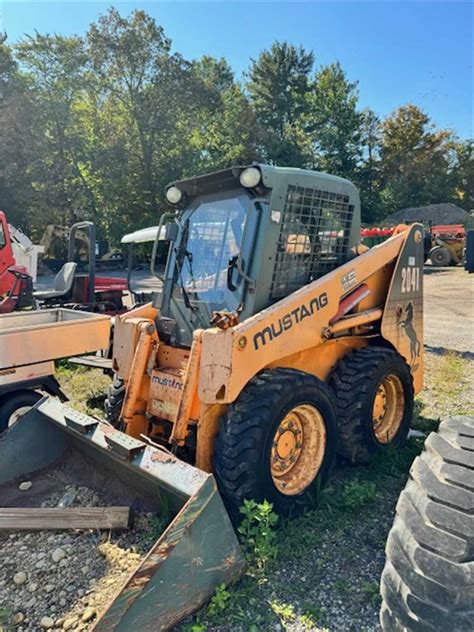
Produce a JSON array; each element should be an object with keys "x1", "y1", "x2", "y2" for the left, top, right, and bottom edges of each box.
[{"x1": 270, "y1": 185, "x2": 354, "y2": 301}]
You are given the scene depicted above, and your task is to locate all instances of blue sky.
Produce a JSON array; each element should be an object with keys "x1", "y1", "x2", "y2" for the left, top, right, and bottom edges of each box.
[{"x1": 1, "y1": 1, "x2": 472, "y2": 138}]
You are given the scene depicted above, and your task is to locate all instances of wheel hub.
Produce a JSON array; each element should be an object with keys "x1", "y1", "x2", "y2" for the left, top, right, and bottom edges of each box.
[
  {"x1": 272, "y1": 416, "x2": 303, "y2": 475},
  {"x1": 270, "y1": 404, "x2": 326, "y2": 496},
  {"x1": 372, "y1": 374, "x2": 405, "y2": 444},
  {"x1": 373, "y1": 384, "x2": 388, "y2": 424}
]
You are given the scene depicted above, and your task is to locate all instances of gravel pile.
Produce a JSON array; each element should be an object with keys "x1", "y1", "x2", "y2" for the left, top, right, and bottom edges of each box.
[
  {"x1": 385, "y1": 202, "x2": 471, "y2": 226},
  {"x1": 0, "y1": 459, "x2": 163, "y2": 632}
]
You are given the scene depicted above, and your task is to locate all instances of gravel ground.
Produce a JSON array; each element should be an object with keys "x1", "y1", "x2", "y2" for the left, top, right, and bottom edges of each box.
[
  {"x1": 0, "y1": 453, "x2": 163, "y2": 632},
  {"x1": 423, "y1": 265, "x2": 474, "y2": 354}
]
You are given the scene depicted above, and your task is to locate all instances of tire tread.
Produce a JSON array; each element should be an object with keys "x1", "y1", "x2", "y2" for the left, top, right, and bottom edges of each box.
[
  {"x1": 214, "y1": 368, "x2": 336, "y2": 516},
  {"x1": 329, "y1": 346, "x2": 413, "y2": 463},
  {"x1": 380, "y1": 415, "x2": 474, "y2": 631}
]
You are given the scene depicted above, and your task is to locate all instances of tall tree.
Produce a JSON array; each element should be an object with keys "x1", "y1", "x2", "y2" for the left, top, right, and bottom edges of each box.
[
  {"x1": 357, "y1": 108, "x2": 382, "y2": 222},
  {"x1": 452, "y1": 139, "x2": 474, "y2": 212},
  {"x1": 190, "y1": 56, "x2": 263, "y2": 170},
  {"x1": 310, "y1": 62, "x2": 362, "y2": 179},
  {"x1": 193, "y1": 56, "x2": 234, "y2": 100},
  {"x1": 0, "y1": 34, "x2": 41, "y2": 229},
  {"x1": 247, "y1": 42, "x2": 314, "y2": 166},
  {"x1": 15, "y1": 33, "x2": 90, "y2": 229},
  {"x1": 87, "y1": 7, "x2": 197, "y2": 230},
  {"x1": 2, "y1": 6, "x2": 471, "y2": 241},
  {"x1": 379, "y1": 104, "x2": 455, "y2": 213}
]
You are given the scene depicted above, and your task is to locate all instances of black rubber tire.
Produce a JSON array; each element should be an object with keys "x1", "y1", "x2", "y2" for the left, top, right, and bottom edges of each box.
[
  {"x1": 329, "y1": 346, "x2": 414, "y2": 463},
  {"x1": 213, "y1": 368, "x2": 338, "y2": 517},
  {"x1": 0, "y1": 390, "x2": 42, "y2": 433},
  {"x1": 429, "y1": 246, "x2": 451, "y2": 267},
  {"x1": 104, "y1": 374, "x2": 125, "y2": 428},
  {"x1": 380, "y1": 415, "x2": 474, "y2": 631}
]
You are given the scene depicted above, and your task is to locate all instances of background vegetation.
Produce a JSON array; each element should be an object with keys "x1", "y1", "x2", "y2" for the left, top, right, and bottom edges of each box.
[{"x1": 1, "y1": 7, "x2": 472, "y2": 243}]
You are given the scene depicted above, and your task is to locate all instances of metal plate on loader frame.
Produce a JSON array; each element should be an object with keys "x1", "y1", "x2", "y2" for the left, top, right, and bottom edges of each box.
[
  {"x1": 64, "y1": 408, "x2": 99, "y2": 434},
  {"x1": 104, "y1": 431, "x2": 146, "y2": 461}
]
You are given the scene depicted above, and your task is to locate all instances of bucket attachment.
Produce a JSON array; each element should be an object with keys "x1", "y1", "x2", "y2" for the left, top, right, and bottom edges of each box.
[{"x1": 0, "y1": 398, "x2": 245, "y2": 631}]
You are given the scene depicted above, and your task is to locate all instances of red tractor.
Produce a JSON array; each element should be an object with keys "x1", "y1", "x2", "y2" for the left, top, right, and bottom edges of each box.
[
  {"x1": 33, "y1": 221, "x2": 128, "y2": 313},
  {"x1": 0, "y1": 213, "x2": 127, "y2": 314}
]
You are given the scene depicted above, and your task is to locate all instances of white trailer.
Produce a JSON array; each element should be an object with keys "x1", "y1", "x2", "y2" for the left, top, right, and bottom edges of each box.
[{"x1": 0, "y1": 308, "x2": 110, "y2": 431}]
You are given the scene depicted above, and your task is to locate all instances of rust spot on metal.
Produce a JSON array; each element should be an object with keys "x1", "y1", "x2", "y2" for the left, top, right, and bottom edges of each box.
[{"x1": 149, "y1": 451, "x2": 175, "y2": 464}]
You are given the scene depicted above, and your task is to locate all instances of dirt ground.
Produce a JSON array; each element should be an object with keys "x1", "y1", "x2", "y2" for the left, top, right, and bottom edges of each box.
[{"x1": 423, "y1": 265, "x2": 474, "y2": 355}]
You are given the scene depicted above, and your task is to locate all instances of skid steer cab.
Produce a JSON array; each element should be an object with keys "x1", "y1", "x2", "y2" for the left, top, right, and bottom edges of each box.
[{"x1": 108, "y1": 164, "x2": 424, "y2": 517}]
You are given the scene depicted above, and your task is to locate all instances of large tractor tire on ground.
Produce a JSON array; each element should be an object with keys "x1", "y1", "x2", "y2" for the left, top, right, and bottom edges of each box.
[
  {"x1": 104, "y1": 374, "x2": 125, "y2": 429},
  {"x1": 214, "y1": 368, "x2": 338, "y2": 517},
  {"x1": 380, "y1": 415, "x2": 474, "y2": 631},
  {"x1": 0, "y1": 390, "x2": 42, "y2": 433},
  {"x1": 329, "y1": 347, "x2": 413, "y2": 463},
  {"x1": 429, "y1": 245, "x2": 451, "y2": 267}
]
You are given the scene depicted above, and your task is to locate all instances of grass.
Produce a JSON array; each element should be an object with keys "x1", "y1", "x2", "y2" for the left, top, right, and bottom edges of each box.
[
  {"x1": 360, "y1": 581, "x2": 382, "y2": 607},
  {"x1": 55, "y1": 361, "x2": 111, "y2": 416},
  {"x1": 179, "y1": 432, "x2": 426, "y2": 631},
  {"x1": 422, "y1": 351, "x2": 474, "y2": 419},
  {"x1": 431, "y1": 352, "x2": 465, "y2": 400}
]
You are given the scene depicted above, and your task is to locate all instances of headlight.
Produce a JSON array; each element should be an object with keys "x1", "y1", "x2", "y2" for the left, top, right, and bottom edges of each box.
[
  {"x1": 239, "y1": 167, "x2": 261, "y2": 188},
  {"x1": 166, "y1": 186, "x2": 183, "y2": 204}
]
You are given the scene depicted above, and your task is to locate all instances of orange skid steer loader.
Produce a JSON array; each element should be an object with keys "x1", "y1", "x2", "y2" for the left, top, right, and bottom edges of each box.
[{"x1": 107, "y1": 164, "x2": 423, "y2": 515}]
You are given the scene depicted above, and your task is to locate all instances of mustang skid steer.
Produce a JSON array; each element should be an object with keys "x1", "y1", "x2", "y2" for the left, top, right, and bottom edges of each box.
[
  {"x1": 105, "y1": 164, "x2": 424, "y2": 514},
  {"x1": 1, "y1": 165, "x2": 424, "y2": 630}
]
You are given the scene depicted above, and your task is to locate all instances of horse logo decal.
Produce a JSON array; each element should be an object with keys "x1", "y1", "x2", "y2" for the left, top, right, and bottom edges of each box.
[{"x1": 397, "y1": 302, "x2": 421, "y2": 365}]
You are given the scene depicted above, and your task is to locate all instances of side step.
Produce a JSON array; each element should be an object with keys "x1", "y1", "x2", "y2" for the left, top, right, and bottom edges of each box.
[{"x1": 0, "y1": 398, "x2": 245, "y2": 631}]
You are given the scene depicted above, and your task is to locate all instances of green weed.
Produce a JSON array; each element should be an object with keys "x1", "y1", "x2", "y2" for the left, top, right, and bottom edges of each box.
[
  {"x1": 301, "y1": 602, "x2": 328, "y2": 627},
  {"x1": 206, "y1": 584, "x2": 231, "y2": 618},
  {"x1": 333, "y1": 577, "x2": 352, "y2": 598},
  {"x1": 146, "y1": 513, "x2": 170, "y2": 540},
  {"x1": 371, "y1": 437, "x2": 424, "y2": 478},
  {"x1": 340, "y1": 479, "x2": 377, "y2": 510},
  {"x1": 238, "y1": 499, "x2": 279, "y2": 574},
  {"x1": 411, "y1": 399, "x2": 439, "y2": 433},
  {"x1": 0, "y1": 607, "x2": 11, "y2": 632},
  {"x1": 360, "y1": 580, "x2": 382, "y2": 606},
  {"x1": 183, "y1": 624, "x2": 206, "y2": 632},
  {"x1": 271, "y1": 600, "x2": 296, "y2": 623},
  {"x1": 55, "y1": 364, "x2": 111, "y2": 416},
  {"x1": 300, "y1": 612, "x2": 316, "y2": 629}
]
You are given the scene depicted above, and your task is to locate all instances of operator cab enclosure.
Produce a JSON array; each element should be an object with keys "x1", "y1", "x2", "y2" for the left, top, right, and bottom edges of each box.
[{"x1": 156, "y1": 164, "x2": 361, "y2": 347}]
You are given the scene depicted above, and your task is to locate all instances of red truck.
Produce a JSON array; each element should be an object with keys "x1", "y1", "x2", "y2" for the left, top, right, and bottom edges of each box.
[{"x1": 0, "y1": 211, "x2": 34, "y2": 312}]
